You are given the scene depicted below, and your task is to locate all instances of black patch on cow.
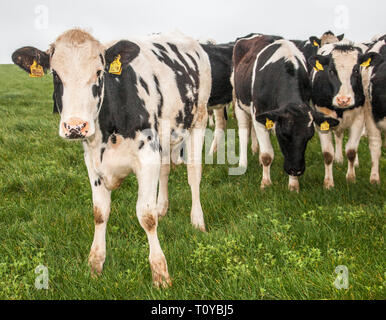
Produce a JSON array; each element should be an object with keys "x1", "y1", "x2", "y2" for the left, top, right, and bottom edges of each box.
[
  {"x1": 201, "y1": 43, "x2": 234, "y2": 106},
  {"x1": 370, "y1": 57, "x2": 386, "y2": 123},
  {"x1": 153, "y1": 43, "x2": 167, "y2": 52},
  {"x1": 153, "y1": 75, "x2": 163, "y2": 117},
  {"x1": 139, "y1": 77, "x2": 149, "y2": 95},
  {"x1": 152, "y1": 42, "x2": 200, "y2": 129},
  {"x1": 52, "y1": 70, "x2": 63, "y2": 114},
  {"x1": 100, "y1": 147, "x2": 105, "y2": 162},
  {"x1": 99, "y1": 64, "x2": 151, "y2": 143}
]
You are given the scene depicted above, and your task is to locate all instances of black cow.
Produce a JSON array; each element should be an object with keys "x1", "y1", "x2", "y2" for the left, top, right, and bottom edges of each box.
[{"x1": 232, "y1": 34, "x2": 338, "y2": 191}]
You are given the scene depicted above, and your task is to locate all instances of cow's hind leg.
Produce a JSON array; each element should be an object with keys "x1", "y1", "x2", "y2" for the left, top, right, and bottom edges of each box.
[
  {"x1": 187, "y1": 110, "x2": 207, "y2": 231},
  {"x1": 84, "y1": 150, "x2": 111, "y2": 276},
  {"x1": 365, "y1": 105, "x2": 382, "y2": 184},
  {"x1": 156, "y1": 163, "x2": 170, "y2": 219},
  {"x1": 235, "y1": 103, "x2": 250, "y2": 169},
  {"x1": 345, "y1": 113, "x2": 365, "y2": 183},
  {"x1": 334, "y1": 130, "x2": 344, "y2": 164},
  {"x1": 137, "y1": 150, "x2": 171, "y2": 288},
  {"x1": 209, "y1": 106, "x2": 227, "y2": 154}
]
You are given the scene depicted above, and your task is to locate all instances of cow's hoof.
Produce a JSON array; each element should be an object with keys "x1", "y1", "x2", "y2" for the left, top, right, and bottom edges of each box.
[
  {"x1": 260, "y1": 179, "x2": 272, "y2": 189},
  {"x1": 370, "y1": 175, "x2": 380, "y2": 185},
  {"x1": 88, "y1": 252, "x2": 105, "y2": 277},
  {"x1": 334, "y1": 156, "x2": 343, "y2": 164},
  {"x1": 346, "y1": 174, "x2": 356, "y2": 183},
  {"x1": 150, "y1": 256, "x2": 172, "y2": 289},
  {"x1": 156, "y1": 201, "x2": 169, "y2": 219},
  {"x1": 288, "y1": 183, "x2": 299, "y2": 193},
  {"x1": 323, "y1": 179, "x2": 334, "y2": 189}
]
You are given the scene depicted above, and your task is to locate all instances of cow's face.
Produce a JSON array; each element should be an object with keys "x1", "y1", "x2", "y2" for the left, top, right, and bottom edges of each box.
[
  {"x1": 309, "y1": 46, "x2": 365, "y2": 109},
  {"x1": 256, "y1": 104, "x2": 339, "y2": 176},
  {"x1": 12, "y1": 30, "x2": 140, "y2": 140},
  {"x1": 50, "y1": 38, "x2": 105, "y2": 139}
]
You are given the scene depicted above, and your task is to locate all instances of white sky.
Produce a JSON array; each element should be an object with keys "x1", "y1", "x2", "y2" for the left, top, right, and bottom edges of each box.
[{"x1": 0, "y1": 0, "x2": 385, "y2": 64}]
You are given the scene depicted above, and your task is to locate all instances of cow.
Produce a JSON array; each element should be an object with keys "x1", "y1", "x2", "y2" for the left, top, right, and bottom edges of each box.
[
  {"x1": 358, "y1": 37, "x2": 386, "y2": 184},
  {"x1": 232, "y1": 34, "x2": 339, "y2": 191},
  {"x1": 12, "y1": 28, "x2": 212, "y2": 287},
  {"x1": 291, "y1": 31, "x2": 344, "y2": 73},
  {"x1": 308, "y1": 42, "x2": 366, "y2": 188},
  {"x1": 199, "y1": 41, "x2": 234, "y2": 154}
]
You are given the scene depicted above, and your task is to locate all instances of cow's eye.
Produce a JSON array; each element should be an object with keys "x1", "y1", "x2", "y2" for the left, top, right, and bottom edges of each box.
[{"x1": 96, "y1": 70, "x2": 102, "y2": 77}]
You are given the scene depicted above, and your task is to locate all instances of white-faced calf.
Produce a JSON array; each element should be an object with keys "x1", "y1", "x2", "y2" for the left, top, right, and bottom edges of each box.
[
  {"x1": 12, "y1": 29, "x2": 212, "y2": 287},
  {"x1": 309, "y1": 42, "x2": 366, "y2": 188}
]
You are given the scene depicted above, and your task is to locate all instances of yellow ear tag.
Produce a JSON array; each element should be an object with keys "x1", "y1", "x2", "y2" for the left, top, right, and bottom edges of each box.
[
  {"x1": 109, "y1": 54, "x2": 122, "y2": 75},
  {"x1": 265, "y1": 118, "x2": 274, "y2": 130},
  {"x1": 320, "y1": 121, "x2": 330, "y2": 131},
  {"x1": 29, "y1": 60, "x2": 44, "y2": 78},
  {"x1": 314, "y1": 60, "x2": 324, "y2": 72},
  {"x1": 360, "y1": 58, "x2": 371, "y2": 68},
  {"x1": 313, "y1": 40, "x2": 320, "y2": 47}
]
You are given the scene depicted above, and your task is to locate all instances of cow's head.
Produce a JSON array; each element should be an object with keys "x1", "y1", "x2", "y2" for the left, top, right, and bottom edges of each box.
[
  {"x1": 256, "y1": 104, "x2": 339, "y2": 176},
  {"x1": 309, "y1": 44, "x2": 365, "y2": 110},
  {"x1": 12, "y1": 29, "x2": 140, "y2": 140}
]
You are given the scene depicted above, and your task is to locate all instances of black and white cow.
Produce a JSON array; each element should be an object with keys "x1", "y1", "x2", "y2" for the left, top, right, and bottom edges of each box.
[
  {"x1": 291, "y1": 31, "x2": 344, "y2": 73},
  {"x1": 308, "y1": 42, "x2": 366, "y2": 188},
  {"x1": 359, "y1": 37, "x2": 386, "y2": 184},
  {"x1": 12, "y1": 29, "x2": 212, "y2": 287},
  {"x1": 232, "y1": 34, "x2": 338, "y2": 191},
  {"x1": 200, "y1": 41, "x2": 234, "y2": 154}
]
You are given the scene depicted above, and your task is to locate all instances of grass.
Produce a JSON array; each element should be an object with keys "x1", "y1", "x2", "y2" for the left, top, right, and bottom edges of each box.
[{"x1": 0, "y1": 64, "x2": 385, "y2": 300}]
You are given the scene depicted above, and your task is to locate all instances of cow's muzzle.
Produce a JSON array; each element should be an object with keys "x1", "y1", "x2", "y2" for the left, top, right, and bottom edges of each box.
[{"x1": 62, "y1": 118, "x2": 89, "y2": 139}]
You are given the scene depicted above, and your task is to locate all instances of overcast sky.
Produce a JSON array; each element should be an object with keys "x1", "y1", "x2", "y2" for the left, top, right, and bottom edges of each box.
[{"x1": 0, "y1": 0, "x2": 385, "y2": 64}]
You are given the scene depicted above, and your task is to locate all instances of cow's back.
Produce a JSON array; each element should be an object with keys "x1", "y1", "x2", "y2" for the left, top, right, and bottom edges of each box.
[{"x1": 233, "y1": 35, "x2": 278, "y2": 107}]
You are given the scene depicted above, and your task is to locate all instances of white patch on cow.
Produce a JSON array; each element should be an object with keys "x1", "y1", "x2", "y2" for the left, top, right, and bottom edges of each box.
[
  {"x1": 252, "y1": 40, "x2": 307, "y2": 98},
  {"x1": 259, "y1": 40, "x2": 307, "y2": 71}
]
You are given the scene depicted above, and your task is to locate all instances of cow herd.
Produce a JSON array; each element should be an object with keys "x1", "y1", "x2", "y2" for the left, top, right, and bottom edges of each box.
[{"x1": 11, "y1": 29, "x2": 385, "y2": 287}]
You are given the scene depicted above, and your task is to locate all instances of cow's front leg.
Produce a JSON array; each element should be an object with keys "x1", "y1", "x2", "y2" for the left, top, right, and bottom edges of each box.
[
  {"x1": 252, "y1": 120, "x2": 274, "y2": 189},
  {"x1": 137, "y1": 151, "x2": 171, "y2": 288},
  {"x1": 84, "y1": 151, "x2": 111, "y2": 276},
  {"x1": 345, "y1": 113, "x2": 365, "y2": 183},
  {"x1": 318, "y1": 130, "x2": 335, "y2": 189}
]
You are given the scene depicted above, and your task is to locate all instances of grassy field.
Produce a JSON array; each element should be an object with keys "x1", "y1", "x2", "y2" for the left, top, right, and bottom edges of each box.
[{"x1": 0, "y1": 64, "x2": 385, "y2": 300}]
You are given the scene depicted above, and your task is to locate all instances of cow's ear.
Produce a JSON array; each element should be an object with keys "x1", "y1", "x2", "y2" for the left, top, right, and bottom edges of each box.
[
  {"x1": 358, "y1": 52, "x2": 383, "y2": 69},
  {"x1": 337, "y1": 33, "x2": 344, "y2": 41},
  {"x1": 105, "y1": 40, "x2": 140, "y2": 69},
  {"x1": 312, "y1": 110, "x2": 340, "y2": 130},
  {"x1": 308, "y1": 54, "x2": 330, "y2": 71},
  {"x1": 256, "y1": 109, "x2": 282, "y2": 129},
  {"x1": 309, "y1": 36, "x2": 321, "y2": 48},
  {"x1": 12, "y1": 46, "x2": 50, "y2": 74}
]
